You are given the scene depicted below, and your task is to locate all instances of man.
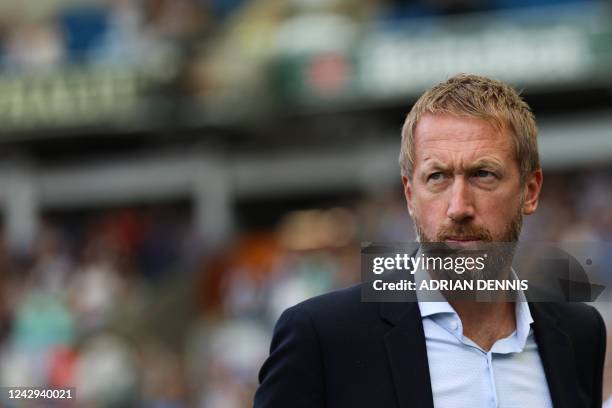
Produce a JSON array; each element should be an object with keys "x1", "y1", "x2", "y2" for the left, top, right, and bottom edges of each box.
[{"x1": 254, "y1": 74, "x2": 606, "y2": 407}]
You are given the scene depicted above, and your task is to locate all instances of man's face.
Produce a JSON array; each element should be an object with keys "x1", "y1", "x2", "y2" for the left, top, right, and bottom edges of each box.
[{"x1": 402, "y1": 113, "x2": 543, "y2": 245}]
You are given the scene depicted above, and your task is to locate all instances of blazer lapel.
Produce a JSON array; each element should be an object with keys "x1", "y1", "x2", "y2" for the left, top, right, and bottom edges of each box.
[
  {"x1": 380, "y1": 301, "x2": 434, "y2": 408},
  {"x1": 530, "y1": 303, "x2": 583, "y2": 408}
]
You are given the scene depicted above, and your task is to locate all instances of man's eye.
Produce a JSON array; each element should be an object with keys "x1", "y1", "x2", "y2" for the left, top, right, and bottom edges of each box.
[
  {"x1": 474, "y1": 170, "x2": 494, "y2": 178},
  {"x1": 428, "y1": 172, "x2": 444, "y2": 181}
]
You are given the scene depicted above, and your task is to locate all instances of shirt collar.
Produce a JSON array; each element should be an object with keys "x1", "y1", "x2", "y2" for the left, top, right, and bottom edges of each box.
[{"x1": 415, "y1": 248, "x2": 534, "y2": 353}]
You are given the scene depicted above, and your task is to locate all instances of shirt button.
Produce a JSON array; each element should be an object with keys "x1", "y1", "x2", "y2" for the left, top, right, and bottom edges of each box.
[{"x1": 450, "y1": 320, "x2": 458, "y2": 330}]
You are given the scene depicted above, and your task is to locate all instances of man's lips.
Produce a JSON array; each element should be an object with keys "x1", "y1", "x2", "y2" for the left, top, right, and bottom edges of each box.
[
  {"x1": 443, "y1": 237, "x2": 482, "y2": 242},
  {"x1": 442, "y1": 237, "x2": 485, "y2": 250}
]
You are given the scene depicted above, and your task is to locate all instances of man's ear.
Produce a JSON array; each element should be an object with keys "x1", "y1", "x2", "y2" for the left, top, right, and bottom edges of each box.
[
  {"x1": 402, "y1": 175, "x2": 415, "y2": 217},
  {"x1": 522, "y1": 169, "x2": 543, "y2": 215}
]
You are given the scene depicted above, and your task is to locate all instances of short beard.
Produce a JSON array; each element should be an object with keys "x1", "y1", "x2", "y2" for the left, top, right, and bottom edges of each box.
[{"x1": 414, "y1": 199, "x2": 524, "y2": 282}]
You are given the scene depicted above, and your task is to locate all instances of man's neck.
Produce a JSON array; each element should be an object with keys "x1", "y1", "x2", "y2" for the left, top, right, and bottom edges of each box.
[{"x1": 449, "y1": 300, "x2": 516, "y2": 352}]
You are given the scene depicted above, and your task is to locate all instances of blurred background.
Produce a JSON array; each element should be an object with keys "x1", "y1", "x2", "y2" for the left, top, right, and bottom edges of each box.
[{"x1": 0, "y1": 0, "x2": 611, "y2": 407}]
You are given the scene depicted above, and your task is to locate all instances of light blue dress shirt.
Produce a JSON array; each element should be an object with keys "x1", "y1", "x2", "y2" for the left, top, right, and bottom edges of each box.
[{"x1": 416, "y1": 270, "x2": 553, "y2": 407}]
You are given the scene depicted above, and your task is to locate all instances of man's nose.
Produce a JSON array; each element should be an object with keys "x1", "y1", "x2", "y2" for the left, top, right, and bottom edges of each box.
[{"x1": 446, "y1": 177, "x2": 475, "y2": 222}]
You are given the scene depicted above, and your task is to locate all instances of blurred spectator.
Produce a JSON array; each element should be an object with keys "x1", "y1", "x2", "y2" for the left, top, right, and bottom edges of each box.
[{"x1": 3, "y1": 19, "x2": 65, "y2": 72}]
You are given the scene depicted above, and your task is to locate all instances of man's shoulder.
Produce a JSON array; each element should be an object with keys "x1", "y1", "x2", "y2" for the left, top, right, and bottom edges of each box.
[
  {"x1": 533, "y1": 302, "x2": 605, "y2": 341},
  {"x1": 279, "y1": 283, "x2": 391, "y2": 333},
  {"x1": 287, "y1": 283, "x2": 369, "y2": 317},
  {"x1": 535, "y1": 302, "x2": 603, "y2": 324}
]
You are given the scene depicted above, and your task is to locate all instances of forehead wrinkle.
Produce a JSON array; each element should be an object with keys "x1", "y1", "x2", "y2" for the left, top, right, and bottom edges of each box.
[
  {"x1": 416, "y1": 114, "x2": 501, "y2": 137},
  {"x1": 420, "y1": 146, "x2": 509, "y2": 154},
  {"x1": 414, "y1": 116, "x2": 517, "y2": 171},
  {"x1": 418, "y1": 137, "x2": 514, "y2": 162},
  {"x1": 419, "y1": 138, "x2": 514, "y2": 159},
  {"x1": 416, "y1": 122, "x2": 511, "y2": 147},
  {"x1": 420, "y1": 152, "x2": 506, "y2": 173},
  {"x1": 420, "y1": 136, "x2": 512, "y2": 149},
  {"x1": 431, "y1": 146, "x2": 506, "y2": 159},
  {"x1": 420, "y1": 134, "x2": 501, "y2": 143}
]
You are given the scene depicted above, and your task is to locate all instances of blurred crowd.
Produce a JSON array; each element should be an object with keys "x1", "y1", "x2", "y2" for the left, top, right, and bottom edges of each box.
[
  {"x1": 0, "y1": 0, "x2": 602, "y2": 132},
  {"x1": 0, "y1": 170, "x2": 611, "y2": 407},
  {"x1": 0, "y1": 0, "x2": 246, "y2": 73},
  {"x1": 0, "y1": 0, "x2": 597, "y2": 73}
]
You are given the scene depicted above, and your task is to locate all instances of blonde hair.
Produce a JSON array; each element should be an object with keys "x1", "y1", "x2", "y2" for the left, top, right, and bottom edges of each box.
[{"x1": 399, "y1": 73, "x2": 539, "y2": 183}]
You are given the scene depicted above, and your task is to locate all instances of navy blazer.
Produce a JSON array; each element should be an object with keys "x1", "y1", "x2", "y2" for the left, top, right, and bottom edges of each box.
[{"x1": 254, "y1": 283, "x2": 606, "y2": 408}]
